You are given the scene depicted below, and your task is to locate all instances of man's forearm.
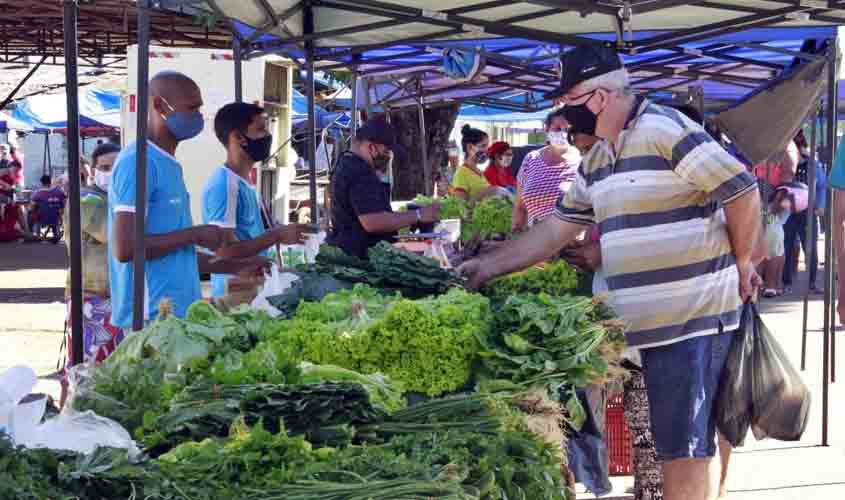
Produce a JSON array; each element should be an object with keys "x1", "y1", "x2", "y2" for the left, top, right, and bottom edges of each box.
[
  {"x1": 481, "y1": 217, "x2": 582, "y2": 280},
  {"x1": 144, "y1": 229, "x2": 198, "y2": 260},
  {"x1": 215, "y1": 231, "x2": 278, "y2": 260},
  {"x1": 360, "y1": 211, "x2": 419, "y2": 234},
  {"x1": 724, "y1": 189, "x2": 761, "y2": 264}
]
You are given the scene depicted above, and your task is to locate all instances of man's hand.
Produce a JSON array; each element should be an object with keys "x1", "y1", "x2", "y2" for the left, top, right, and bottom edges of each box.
[
  {"x1": 561, "y1": 241, "x2": 602, "y2": 271},
  {"x1": 235, "y1": 256, "x2": 273, "y2": 278},
  {"x1": 420, "y1": 204, "x2": 440, "y2": 224},
  {"x1": 737, "y1": 260, "x2": 763, "y2": 302},
  {"x1": 457, "y1": 258, "x2": 491, "y2": 290},
  {"x1": 193, "y1": 224, "x2": 226, "y2": 251},
  {"x1": 270, "y1": 224, "x2": 308, "y2": 245}
]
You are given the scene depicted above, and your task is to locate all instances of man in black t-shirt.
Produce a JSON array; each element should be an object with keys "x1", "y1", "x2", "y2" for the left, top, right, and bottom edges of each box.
[{"x1": 327, "y1": 118, "x2": 439, "y2": 259}]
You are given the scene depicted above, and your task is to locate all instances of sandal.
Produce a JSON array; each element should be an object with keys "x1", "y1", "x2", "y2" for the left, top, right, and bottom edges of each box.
[{"x1": 763, "y1": 289, "x2": 778, "y2": 298}]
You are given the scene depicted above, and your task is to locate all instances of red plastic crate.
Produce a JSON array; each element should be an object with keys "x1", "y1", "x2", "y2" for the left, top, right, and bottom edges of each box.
[{"x1": 605, "y1": 393, "x2": 633, "y2": 476}]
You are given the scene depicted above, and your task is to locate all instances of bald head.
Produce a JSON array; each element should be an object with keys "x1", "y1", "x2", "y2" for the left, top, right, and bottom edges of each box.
[{"x1": 150, "y1": 71, "x2": 199, "y2": 100}]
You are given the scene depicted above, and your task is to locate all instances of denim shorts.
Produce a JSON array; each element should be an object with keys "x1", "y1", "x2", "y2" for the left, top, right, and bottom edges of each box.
[{"x1": 640, "y1": 329, "x2": 733, "y2": 461}]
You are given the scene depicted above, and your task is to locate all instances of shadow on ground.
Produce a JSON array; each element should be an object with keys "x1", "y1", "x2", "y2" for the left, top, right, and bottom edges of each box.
[{"x1": 0, "y1": 241, "x2": 67, "y2": 271}]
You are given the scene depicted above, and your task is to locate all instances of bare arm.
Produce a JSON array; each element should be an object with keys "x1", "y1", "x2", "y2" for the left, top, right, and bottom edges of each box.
[
  {"x1": 462, "y1": 216, "x2": 584, "y2": 288},
  {"x1": 512, "y1": 185, "x2": 528, "y2": 231},
  {"x1": 214, "y1": 225, "x2": 306, "y2": 260},
  {"x1": 723, "y1": 189, "x2": 761, "y2": 265},
  {"x1": 112, "y1": 212, "x2": 218, "y2": 263},
  {"x1": 359, "y1": 205, "x2": 438, "y2": 234},
  {"x1": 198, "y1": 253, "x2": 270, "y2": 275}
]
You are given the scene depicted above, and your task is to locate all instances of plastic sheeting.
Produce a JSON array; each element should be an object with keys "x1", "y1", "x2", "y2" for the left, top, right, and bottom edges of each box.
[
  {"x1": 12, "y1": 88, "x2": 120, "y2": 131},
  {"x1": 715, "y1": 53, "x2": 830, "y2": 166}
]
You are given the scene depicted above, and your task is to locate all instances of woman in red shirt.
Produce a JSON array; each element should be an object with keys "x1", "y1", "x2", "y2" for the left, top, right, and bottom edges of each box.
[{"x1": 484, "y1": 141, "x2": 517, "y2": 190}]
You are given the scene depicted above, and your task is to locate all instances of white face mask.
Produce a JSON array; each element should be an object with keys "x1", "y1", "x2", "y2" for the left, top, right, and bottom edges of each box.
[
  {"x1": 547, "y1": 130, "x2": 569, "y2": 148},
  {"x1": 94, "y1": 169, "x2": 111, "y2": 191}
]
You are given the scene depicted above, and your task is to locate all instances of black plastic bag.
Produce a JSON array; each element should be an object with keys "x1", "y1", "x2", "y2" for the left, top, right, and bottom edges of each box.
[
  {"x1": 749, "y1": 303, "x2": 811, "y2": 441},
  {"x1": 716, "y1": 302, "x2": 811, "y2": 447},
  {"x1": 715, "y1": 303, "x2": 755, "y2": 447}
]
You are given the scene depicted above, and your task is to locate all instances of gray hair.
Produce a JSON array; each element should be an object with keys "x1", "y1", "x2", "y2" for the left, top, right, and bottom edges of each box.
[{"x1": 579, "y1": 69, "x2": 633, "y2": 96}]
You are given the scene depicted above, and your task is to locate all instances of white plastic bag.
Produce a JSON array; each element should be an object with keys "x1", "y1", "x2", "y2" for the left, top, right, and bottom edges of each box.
[
  {"x1": 22, "y1": 410, "x2": 141, "y2": 459},
  {"x1": 0, "y1": 365, "x2": 39, "y2": 438},
  {"x1": 250, "y1": 264, "x2": 300, "y2": 317},
  {"x1": 0, "y1": 365, "x2": 140, "y2": 457}
]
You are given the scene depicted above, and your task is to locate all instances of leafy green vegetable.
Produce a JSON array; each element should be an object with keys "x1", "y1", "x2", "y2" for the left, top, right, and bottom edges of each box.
[
  {"x1": 266, "y1": 287, "x2": 491, "y2": 396},
  {"x1": 410, "y1": 195, "x2": 469, "y2": 220},
  {"x1": 462, "y1": 197, "x2": 513, "y2": 242},
  {"x1": 299, "y1": 362, "x2": 405, "y2": 413},
  {"x1": 483, "y1": 260, "x2": 580, "y2": 301},
  {"x1": 476, "y1": 293, "x2": 626, "y2": 416}
]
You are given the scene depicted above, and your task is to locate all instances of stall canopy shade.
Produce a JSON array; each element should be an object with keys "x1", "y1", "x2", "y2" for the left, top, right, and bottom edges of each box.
[
  {"x1": 12, "y1": 89, "x2": 120, "y2": 131},
  {"x1": 203, "y1": 1, "x2": 845, "y2": 50},
  {"x1": 714, "y1": 51, "x2": 831, "y2": 166}
]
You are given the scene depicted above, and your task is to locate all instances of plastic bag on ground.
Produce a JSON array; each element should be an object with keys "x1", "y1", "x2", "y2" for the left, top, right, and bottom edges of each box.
[
  {"x1": 749, "y1": 303, "x2": 811, "y2": 441},
  {"x1": 715, "y1": 304, "x2": 755, "y2": 447}
]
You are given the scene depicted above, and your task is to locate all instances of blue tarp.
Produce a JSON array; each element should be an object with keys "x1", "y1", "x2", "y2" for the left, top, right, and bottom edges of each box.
[
  {"x1": 0, "y1": 112, "x2": 34, "y2": 132},
  {"x1": 12, "y1": 88, "x2": 120, "y2": 132},
  {"x1": 236, "y1": 21, "x2": 838, "y2": 110},
  {"x1": 291, "y1": 88, "x2": 351, "y2": 129}
]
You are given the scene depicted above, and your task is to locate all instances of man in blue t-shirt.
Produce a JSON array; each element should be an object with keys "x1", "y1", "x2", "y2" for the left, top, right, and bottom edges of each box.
[
  {"x1": 108, "y1": 72, "x2": 265, "y2": 328},
  {"x1": 202, "y1": 102, "x2": 305, "y2": 297}
]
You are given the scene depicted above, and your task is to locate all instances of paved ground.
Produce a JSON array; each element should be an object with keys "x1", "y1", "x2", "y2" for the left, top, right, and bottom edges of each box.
[{"x1": 1, "y1": 239, "x2": 843, "y2": 500}]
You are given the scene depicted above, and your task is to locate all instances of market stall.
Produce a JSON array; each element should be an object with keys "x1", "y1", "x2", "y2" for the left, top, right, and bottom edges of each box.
[{"x1": 30, "y1": 1, "x2": 845, "y2": 498}]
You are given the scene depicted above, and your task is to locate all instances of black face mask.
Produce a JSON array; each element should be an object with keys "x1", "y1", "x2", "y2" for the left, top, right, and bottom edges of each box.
[
  {"x1": 371, "y1": 146, "x2": 391, "y2": 170},
  {"x1": 563, "y1": 103, "x2": 597, "y2": 137},
  {"x1": 242, "y1": 134, "x2": 273, "y2": 163}
]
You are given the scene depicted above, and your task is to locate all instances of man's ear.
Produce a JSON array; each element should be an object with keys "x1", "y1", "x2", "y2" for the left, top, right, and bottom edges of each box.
[{"x1": 151, "y1": 96, "x2": 166, "y2": 116}]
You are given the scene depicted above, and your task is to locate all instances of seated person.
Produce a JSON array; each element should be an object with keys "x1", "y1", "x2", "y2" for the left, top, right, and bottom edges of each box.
[{"x1": 31, "y1": 175, "x2": 67, "y2": 240}]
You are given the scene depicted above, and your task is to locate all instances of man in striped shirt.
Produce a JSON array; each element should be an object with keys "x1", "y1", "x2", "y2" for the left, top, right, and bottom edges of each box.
[{"x1": 459, "y1": 46, "x2": 761, "y2": 500}]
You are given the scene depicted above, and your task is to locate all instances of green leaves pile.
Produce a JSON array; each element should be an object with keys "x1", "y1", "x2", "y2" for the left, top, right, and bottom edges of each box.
[
  {"x1": 309, "y1": 242, "x2": 463, "y2": 297},
  {"x1": 263, "y1": 286, "x2": 490, "y2": 396},
  {"x1": 476, "y1": 294, "x2": 626, "y2": 428},
  {"x1": 462, "y1": 197, "x2": 513, "y2": 242},
  {"x1": 52, "y1": 255, "x2": 629, "y2": 500},
  {"x1": 482, "y1": 260, "x2": 580, "y2": 301},
  {"x1": 410, "y1": 195, "x2": 469, "y2": 220}
]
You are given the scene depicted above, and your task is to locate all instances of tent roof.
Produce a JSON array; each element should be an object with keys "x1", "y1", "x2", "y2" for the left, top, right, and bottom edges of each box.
[
  {"x1": 12, "y1": 88, "x2": 121, "y2": 132},
  {"x1": 185, "y1": 0, "x2": 844, "y2": 111},
  {"x1": 200, "y1": 1, "x2": 845, "y2": 53}
]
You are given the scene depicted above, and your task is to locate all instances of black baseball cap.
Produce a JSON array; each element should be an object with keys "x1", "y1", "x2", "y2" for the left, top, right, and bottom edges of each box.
[
  {"x1": 545, "y1": 45, "x2": 624, "y2": 100},
  {"x1": 356, "y1": 117, "x2": 396, "y2": 147}
]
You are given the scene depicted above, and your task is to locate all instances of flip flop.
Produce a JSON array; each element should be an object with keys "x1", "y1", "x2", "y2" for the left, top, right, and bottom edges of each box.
[{"x1": 763, "y1": 289, "x2": 778, "y2": 298}]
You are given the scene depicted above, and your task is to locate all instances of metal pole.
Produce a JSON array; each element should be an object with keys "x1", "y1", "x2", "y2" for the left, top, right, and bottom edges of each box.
[
  {"x1": 63, "y1": 0, "x2": 83, "y2": 367},
  {"x1": 417, "y1": 98, "x2": 431, "y2": 196},
  {"x1": 233, "y1": 36, "x2": 243, "y2": 103},
  {"x1": 132, "y1": 1, "x2": 151, "y2": 331},
  {"x1": 304, "y1": 5, "x2": 318, "y2": 224},
  {"x1": 802, "y1": 111, "x2": 818, "y2": 371},
  {"x1": 821, "y1": 42, "x2": 837, "y2": 446},
  {"x1": 350, "y1": 70, "x2": 359, "y2": 136}
]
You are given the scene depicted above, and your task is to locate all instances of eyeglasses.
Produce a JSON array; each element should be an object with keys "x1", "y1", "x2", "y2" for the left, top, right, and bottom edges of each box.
[{"x1": 566, "y1": 88, "x2": 599, "y2": 106}]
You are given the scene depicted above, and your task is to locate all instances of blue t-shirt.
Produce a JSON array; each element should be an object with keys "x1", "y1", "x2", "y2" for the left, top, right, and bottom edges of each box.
[
  {"x1": 830, "y1": 135, "x2": 845, "y2": 191},
  {"x1": 108, "y1": 141, "x2": 201, "y2": 328},
  {"x1": 202, "y1": 165, "x2": 267, "y2": 297}
]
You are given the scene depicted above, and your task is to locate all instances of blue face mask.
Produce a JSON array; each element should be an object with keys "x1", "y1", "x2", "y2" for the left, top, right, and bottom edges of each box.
[{"x1": 161, "y1": 98, "x2": 204, "y2": 141}]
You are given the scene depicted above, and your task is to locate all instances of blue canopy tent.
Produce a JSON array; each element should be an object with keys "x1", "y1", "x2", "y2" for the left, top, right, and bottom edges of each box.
[
  {"x1": 0, "y1": 112, "x2": 34, "y2": 133},
  {"x1": 291, "y1": 88, "x2": 351, "y2": 128},
  {"x1": 12, "y1": 88, "x2": 120, "y2": 132}
]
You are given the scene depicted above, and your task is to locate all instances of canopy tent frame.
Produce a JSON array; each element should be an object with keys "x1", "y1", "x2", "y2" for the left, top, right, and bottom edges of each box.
[{"x1": 55, "y1": 0, "x2": 845, "y2": 447}]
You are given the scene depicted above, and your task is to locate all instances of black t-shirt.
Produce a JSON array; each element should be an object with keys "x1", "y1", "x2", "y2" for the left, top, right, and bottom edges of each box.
[{"x1": 327, "y1": 151, "x2": 396, "y2": 259}]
